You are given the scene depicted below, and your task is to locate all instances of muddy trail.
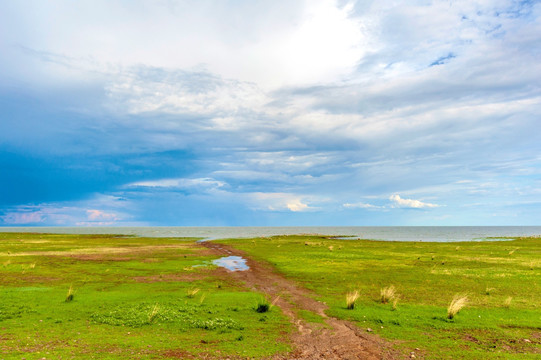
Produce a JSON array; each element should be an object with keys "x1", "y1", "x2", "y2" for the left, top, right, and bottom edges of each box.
[{"x1": 200, "y1": 241, "x2": 404, "y2": 360}]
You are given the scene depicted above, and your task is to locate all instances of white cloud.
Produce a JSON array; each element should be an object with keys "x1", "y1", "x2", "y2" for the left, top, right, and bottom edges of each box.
[
  {"x1": 389, "y1": 194, "x2": 439, "y2": 209},
  {"x1": 105, "y1": 67, "x2": 270, "y2": 116},
  {"x1": 86, "y1": 209, "x2": 119, "y2": 221},
  {"x1": 0, "y1": 195, "x2": 134, "y2": 226},
  {"x1": 248, "y1": 192, "x2": 313, "y2": 212},
  {"x1": 128, "y1": 178, "x2": 225, "y2": 190},
  {"x1": 343, "y1": 202, "x2": 382, "y2": 209},
  {"x1": 0, "y1": 0, "x2": 365, "y2": 89}
]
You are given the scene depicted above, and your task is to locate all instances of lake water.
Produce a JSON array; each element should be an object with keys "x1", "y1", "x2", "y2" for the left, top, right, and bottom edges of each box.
[{"x1": 1, "y1": 226, "x2": 541, "y2": 242}]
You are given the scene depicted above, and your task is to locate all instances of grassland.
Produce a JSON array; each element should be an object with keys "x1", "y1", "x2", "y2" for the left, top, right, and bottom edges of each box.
[
  {"x1": 1, "y1": 232, "x2": 540, "y2": 359},
  {"x1": 0, "y1": 233, "x2": 290, "y2": 359},
  {"x1": 219, "y1": 235, "x2": 541, "y2": 359}
]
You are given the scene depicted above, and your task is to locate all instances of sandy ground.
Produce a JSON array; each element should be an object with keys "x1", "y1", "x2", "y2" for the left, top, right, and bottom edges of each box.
[{"x1": 201, "y1": 241, "x2": 404, "y2": 360}]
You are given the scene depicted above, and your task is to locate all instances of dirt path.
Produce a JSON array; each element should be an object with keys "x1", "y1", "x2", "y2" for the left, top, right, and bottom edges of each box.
[{"x1": 200, "y1": 241, "x2": 403, "y2": 360}]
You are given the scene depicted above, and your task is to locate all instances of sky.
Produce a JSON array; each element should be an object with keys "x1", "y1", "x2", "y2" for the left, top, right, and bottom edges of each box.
[{"x1": 1, "y1": 0, "x2": 540, "y2": 226}]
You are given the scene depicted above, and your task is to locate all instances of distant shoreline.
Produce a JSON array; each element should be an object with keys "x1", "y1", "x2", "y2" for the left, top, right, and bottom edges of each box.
[{"x1": 1, "y1": 226, "x2": 540, "y2": 242}]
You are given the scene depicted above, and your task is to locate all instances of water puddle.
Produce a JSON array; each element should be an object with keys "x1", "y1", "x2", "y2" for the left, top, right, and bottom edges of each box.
[{"x1": 212, "y1": 256, "x2": 249, "y2": 271}]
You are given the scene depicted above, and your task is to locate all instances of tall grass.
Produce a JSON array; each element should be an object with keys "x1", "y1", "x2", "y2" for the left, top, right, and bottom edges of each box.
[
  {"x1": 447, "y1": 294, "x2": 468, "y2": 319},
  {"x1": 380, "y1": 285, "x2": 396, "y2": 304},
  {"x1": 65, "y1": 285, "x2": 74, "y2": 302},
  {"x1": 346, "y1": 290, "x2": 360, "y2": 310}
]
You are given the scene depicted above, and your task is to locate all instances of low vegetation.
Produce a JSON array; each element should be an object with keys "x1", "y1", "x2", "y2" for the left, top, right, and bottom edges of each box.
[
  {"x1": 0, "y1": 233, "x2": 290, "y2": 359},
  {"x1": 220, "y1": 235, "x2": 541, "y2": 359},
  {"x1": 2, "y1": 232, "x2": 540, "y2": 359}
]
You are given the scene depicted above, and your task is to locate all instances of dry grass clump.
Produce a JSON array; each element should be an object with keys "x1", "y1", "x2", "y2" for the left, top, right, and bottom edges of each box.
[
  {"x1": 380, "y1": 285, "x2": 397, "y2": 304},
  {"x1": 346, "y1": 290, "x2": 360, "y2": 310},
  {"x1": 504, "y1": 296, "x2": 513, "y2": 308},
  {"x1": 447, "y1": 294, "x2": 468, "y2": 319},
  {"x1": 391, "y1": 296, "x2": 400, "y2": 311},
  {"x1": 186, "y1": 288, "x2": 200, "y2": 298}
]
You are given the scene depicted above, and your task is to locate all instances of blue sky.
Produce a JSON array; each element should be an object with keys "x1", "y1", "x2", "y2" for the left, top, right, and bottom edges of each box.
[{"x1": 1, "y1": 0, "x2": 540, "y2": 226}]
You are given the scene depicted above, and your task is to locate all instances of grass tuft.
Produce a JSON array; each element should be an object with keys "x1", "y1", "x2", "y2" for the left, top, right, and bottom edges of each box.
[
  {"x1": 380, "y1": 285, "x2": 396, "y2": 304},
  {"x1": 256, "y1": 301, "x2": 270, "y2": 313},
  {"x1": 447, "y1": 294, "x2": 468, "y2": 319},
  {"x1": 65, "y1": 285, "x2": 74, "y2": 302},
  {"x1": 148, "y1": 303, "x2": 160, "y2": 323},
  {"x1": 186, "y1": 288, "x2": 200, "y2": 298},
  {"x1": 391, "y1": 296, "x2": 400, "y2": 311},
  {"x1": 255, "y1": 296, "x2": 279, "y2": 313},
  {"x1": 346, "y1": 290, "x2": 360, "y2": 310},
  {"x1": 504, "y1": 296, "x2": 512, "y2": 308}
]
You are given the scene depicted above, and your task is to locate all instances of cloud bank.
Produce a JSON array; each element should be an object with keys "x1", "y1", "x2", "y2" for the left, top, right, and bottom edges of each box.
[{"x1": 1, "y1": 0, "x2": 540, "y2": 226}]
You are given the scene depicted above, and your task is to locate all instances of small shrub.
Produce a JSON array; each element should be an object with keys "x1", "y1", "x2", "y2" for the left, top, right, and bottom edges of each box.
[
  {"x1": 447, "y1": 294, "x2": 468, "y2": 319},
  {"x1": 346, "y1": 290, "x2": 360, "y2": 310},
  {"x1": 65, "y1": 286, "x2": 74, "y2": 302},
  {"x1": 380, "y1": 285, "x2": 396, "y2": 304}
]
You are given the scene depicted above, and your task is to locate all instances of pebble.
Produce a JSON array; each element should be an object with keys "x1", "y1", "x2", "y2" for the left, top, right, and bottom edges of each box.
[{"x1": 366, "y1": 328, "x2": 373, "y2": 332}]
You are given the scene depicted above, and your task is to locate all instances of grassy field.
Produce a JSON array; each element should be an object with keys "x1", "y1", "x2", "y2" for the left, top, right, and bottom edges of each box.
[
  {"x1": 0, "y1": 233, "x2": 290, "y2": 359},
  {"x1": 219, "y1": 235, "x2": 541, "y2": 359},
  {"x1": 1, "y1": 232, "x2": 540, "y2": 359}
]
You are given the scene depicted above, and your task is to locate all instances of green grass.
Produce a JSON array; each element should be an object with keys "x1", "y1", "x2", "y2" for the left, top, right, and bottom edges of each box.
[
  {"x1": 2, "y1": 232, "x2": 540, "y2": 359},
  {"x1": 219, "y1": 235, "x2": 541, "y2": 359},
  {"x1": 0, "y1": 233, "x2": 291, "y2": 359}
]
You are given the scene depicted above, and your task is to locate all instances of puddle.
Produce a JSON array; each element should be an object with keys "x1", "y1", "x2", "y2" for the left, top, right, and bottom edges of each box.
[{"x1": 212, "y1": 256, "x2": 249, "y2": 271}]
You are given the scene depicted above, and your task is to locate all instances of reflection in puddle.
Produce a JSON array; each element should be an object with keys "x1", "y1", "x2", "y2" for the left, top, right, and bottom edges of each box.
[{"x1": 213, "y1": 256, "x2": 249, "y2": 271}]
